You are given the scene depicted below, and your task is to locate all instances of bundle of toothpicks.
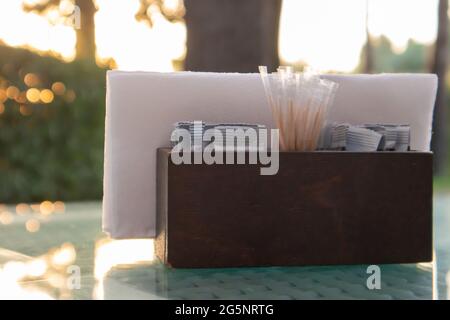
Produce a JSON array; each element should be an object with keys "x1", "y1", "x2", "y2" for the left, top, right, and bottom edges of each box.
[{"x1": 259, "y1": 66, "x2": 339, "y2": 151}]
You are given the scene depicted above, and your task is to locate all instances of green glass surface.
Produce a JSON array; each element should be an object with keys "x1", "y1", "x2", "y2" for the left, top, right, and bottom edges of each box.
[{"x1": 0, "y1": 197, "x2": 449, "y2": 300}]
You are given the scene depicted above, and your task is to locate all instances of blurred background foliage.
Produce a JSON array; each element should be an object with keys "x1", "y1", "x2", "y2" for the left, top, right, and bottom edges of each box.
[
  {"x1": 0, "y1": 44, "x2": 105, "y2": 202},
  {"x1": 357, "y1": 36, "x2": 429, "y2": 73},
  {"x1": 0, "y1": 0, "x2": 449, "y2": 203}
]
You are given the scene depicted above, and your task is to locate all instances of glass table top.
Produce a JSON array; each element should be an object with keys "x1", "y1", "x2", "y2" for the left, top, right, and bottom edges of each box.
[{"x1": 0, "y1": 198, "x2": 449, "y2": 300}]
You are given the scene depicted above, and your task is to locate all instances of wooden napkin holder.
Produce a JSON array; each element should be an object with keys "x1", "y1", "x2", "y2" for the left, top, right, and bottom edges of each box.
[{"x1": 155, "y1": 148, "x2": 432, "y2": 268}]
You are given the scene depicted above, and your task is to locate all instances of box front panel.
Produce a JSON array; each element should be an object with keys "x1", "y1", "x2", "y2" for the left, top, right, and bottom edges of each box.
[{"x1": 165, "y1": 151, "x2": 432, "y2": 268}]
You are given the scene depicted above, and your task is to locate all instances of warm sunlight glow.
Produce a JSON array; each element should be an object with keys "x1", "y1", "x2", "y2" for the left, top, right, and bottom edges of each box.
[
  {"x1": 280, "y1": 0, "x2": 438, "y2": 72},
  {"x1": 26, "y1": 258, "x2": 48, "y2": 277},
  {"x1": 368, "y1": 0, "x2": 438, "y2": 52},
  {"x1": 0, "y1": 245, "x2": 77, "y2": 300},
  {"x1": 280, "y1": 0, "x2": 367, "y2": 71},
  {"x1": 95, "y1": 0, "x2": 186, "y2": 71},
  {"x1": 51, "y1": 243, "x2": 76, "y2": 267},
  {"x1": 0, "y1": 0, "x2": 76, "y2": 61},
  {"x1": 94, "y1": 239, "x2": 154, "y2": 280},
  {"x1": 0, "y1": 0, "x2": 441, "y2": 72}
]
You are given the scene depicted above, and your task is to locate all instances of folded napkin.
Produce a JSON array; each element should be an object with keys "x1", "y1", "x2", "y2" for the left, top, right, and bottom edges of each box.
[{"x1": 103, "y1": 71, "x2": 437, "y2": 239}]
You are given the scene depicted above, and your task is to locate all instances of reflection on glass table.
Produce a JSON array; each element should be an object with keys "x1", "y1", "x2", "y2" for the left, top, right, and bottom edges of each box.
[{"x1": 0, "y1": 198, "x2": 449, "y2": 300}]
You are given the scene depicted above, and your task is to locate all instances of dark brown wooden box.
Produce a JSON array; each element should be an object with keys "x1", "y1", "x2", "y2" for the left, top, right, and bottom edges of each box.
[{"x1": 155, "y1": 148, "x2": 432, "y2": 268}]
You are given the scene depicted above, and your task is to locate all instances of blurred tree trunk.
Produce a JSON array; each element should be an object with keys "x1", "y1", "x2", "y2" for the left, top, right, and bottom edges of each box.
[
  {"x1": 183, "y1": 0, "x2": 282, "y2": 72},
  {"x1": 431, "y1": 0, "x2": 448, "y2": 175},
  {"x1": 75, "y1": 0, "x2": 97, "y2": 63}
]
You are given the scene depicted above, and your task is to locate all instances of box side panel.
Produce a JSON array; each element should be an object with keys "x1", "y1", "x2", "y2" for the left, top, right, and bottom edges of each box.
[{"x1": 155, "y1": 148, "x2": 169, "y2": 264}]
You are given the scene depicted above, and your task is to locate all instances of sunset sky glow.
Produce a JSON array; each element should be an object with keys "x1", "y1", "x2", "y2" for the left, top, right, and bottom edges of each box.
[{"x1": 0, "y1": 0, "x2": 441, "y2": 72}]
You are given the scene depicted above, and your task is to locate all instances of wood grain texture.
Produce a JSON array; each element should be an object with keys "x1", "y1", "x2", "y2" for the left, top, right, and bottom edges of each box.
[{"x1": 156, "y1": 148, "x2": 432, "y2": 268}]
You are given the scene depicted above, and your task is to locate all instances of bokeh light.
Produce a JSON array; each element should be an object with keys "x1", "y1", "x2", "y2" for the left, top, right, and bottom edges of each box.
[
  {"x1": 40, "y1": 89, "x2": 54, "y2": 103},
  {"x1": 0, "y1": 90, "x2": 7, "y2": 102},
  {"x1": 30, "y1": 203, "x2": 41, "y2": 213},
  {"x1": 0, "y1": 211, "x2": 14, "y2": 225},
  {"x1": 51, "y1": 82, "x2": 66, "y2": 95},
  {"x1": 24, "y1": 73, "x2": 40, "y2": 87},
  {"x1": 40, "y1": 201, "x2": 54, "y2": 216},
  {"x1": 19, "y1": 105, "x2": 33, "y2": 116},
  {"x1": 6, "y1": 86, "x2": 20, "y2": 99},
  {"x1": 25, "y1": 218, "x2": 40, "y2": 232},
  {"x1": 53, "y1": 201, "x2": 65, "y2": 213},
  {"x1": 26, "y1": 88, "x2": 40, "y2": 103},
  {"x1": 15, "y1": 92, "x2": 28, "y2": 104},
  {"x1": 64, "y1": 89, "x2": 76, "y2": 103},
  {"x1": 16, "y1": 203, "x2": 31, "y2": 215}
]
